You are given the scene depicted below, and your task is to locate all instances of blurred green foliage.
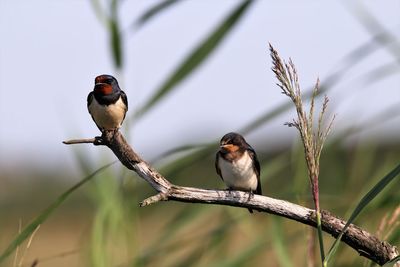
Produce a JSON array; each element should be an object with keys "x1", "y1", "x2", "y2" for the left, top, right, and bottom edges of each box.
[{"x1": 1, "y1": 142, "x2": 399, "y2": 267}]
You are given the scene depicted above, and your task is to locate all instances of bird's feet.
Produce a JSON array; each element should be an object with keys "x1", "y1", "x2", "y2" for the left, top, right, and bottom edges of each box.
[
  {"x1": 93, "y1": 136, "x2": 104, "y2": 146},
  {"x1": 224, "y1": 188, "x2": 233, "y2": 196},
  {"x1": 247, "y1": 190, "x2": 254, "y2": 202}
]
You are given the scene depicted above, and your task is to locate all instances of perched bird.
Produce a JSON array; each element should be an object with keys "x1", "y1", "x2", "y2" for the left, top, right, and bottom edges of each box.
[
  {"x1": 215, "y1": 132, "x2": 262, "y2": 213},
  {"x1": 87, "y1": 74, "x2": 128, "y2": 132}
]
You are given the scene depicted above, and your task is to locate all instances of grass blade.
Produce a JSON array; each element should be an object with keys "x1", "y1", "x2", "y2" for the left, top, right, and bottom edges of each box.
[
  {"x1": 342, "y1": 1, "x2": 400, "y2": 62},
  {"x1": 0, "y1": 162, "x2": 115, "y2": 263},
  {"x1": 324, "y1": 163, "x2": 400, "y2": 265},
  {"x1": 271, "y1": 218, "x2": 294, "y2": 267},
  {"x1": 134, "y1": 0, "x2": 184, "y2": 28},
  {"x1": 135, "y1": 0, "x2": 254, "y2": 118},
  {"x1": 89, "y1": 0, "x2": 108, "y2": 27},
  {"x1": 110, "y1": 19, "x2": 123, "y2": 69},
  {"x1": 133, "y1": 4, "x2": 386, "y2": 123},
  {"x1": 110, "y1": 0, "x2": 122, "y2": 69}
]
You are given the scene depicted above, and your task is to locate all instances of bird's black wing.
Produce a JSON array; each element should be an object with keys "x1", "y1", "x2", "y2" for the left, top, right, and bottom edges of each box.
[
  {"x1": 215, "y1": 152, "x2": 224, "y2": 181},
  {"x1": 87, "y1": 91, "x2": 94, "y2": 108},
  {"x1": 120, "y1": 90, "x2": 128, "y2": 110},
  {"x1": 120, "y1": 90, "x2": 129, "y2": 123},
  {"x1": 87, "y1": 92, "x2": 103, "y2": 131},
  {"x1": 247, "y1": 147, "x2": 262, "y2": 195}
]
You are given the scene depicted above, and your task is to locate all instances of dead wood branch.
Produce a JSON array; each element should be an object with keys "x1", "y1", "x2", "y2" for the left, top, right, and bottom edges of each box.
[{"x1": 64, "y1": 130, "x2": 399, "y2": 266}]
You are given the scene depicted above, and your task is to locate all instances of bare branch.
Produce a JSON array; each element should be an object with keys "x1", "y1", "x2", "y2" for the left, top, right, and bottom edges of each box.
[
  {"x1": 63, "y1": 131, "x2": 399, "y2": 266},
  {"x1": 140, "y1": 192, "x2": 168, "y2": 207},
  {"x1": 62, "y1": 138, "x2": 97, "y2": 145}
]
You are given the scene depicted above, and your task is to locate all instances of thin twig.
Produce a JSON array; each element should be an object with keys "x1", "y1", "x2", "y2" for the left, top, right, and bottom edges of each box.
[
  {"x1": 62, "y1": 138, "x2": 96, "y2": 145},
  {"x1": 140, "y1": 192, "x2": 169, "y2": 207}
]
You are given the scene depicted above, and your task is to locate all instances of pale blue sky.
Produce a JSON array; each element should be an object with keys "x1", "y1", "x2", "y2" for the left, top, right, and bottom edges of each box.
[{"x1": 0, "y1": 0, "x2": 399, "y2": 172}]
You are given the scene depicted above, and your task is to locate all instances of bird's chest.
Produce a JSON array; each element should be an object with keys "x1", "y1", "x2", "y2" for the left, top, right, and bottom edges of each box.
[
  {"x1": 88, "y1": 97, "x2": 126, "y2": 129},
  {"x1": 219, "y1": 153, "x2": 257, "y2": 190}
]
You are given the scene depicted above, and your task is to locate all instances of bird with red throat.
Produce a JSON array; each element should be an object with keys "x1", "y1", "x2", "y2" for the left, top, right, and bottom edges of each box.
[{"x1": 87, "y1": 74, "x2": 128, "y2": 132}]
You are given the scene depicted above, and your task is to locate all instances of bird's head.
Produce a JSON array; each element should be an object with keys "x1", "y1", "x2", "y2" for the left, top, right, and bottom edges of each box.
[
  {"x1": 219, "y1": 132, "x2": 246, "y2": 153},
  {"x1": 94, "y1": 74, "x2": 120, "y2": 96}
]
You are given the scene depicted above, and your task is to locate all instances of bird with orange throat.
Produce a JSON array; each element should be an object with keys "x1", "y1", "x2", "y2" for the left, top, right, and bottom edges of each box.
[{"x1": 215, "y1": 132, "x2": 262, "y2": 213}]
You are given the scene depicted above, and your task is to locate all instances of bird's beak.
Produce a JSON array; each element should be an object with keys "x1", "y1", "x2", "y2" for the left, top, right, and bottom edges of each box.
[{"x1": 220, "y1": 144, "x2": 238, "y2": 152}]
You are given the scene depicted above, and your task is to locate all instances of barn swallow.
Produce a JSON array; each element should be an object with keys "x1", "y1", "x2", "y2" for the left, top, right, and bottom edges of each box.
[
  {"x1": 215, "y1": 132, "x2": 262, "y2": 213},
  {"x1": 87, "y1": 74, "x2": 128, "y2": 132}
]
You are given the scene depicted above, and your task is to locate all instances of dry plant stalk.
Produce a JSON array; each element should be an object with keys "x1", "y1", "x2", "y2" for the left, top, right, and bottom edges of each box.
[
  {"x1": 307, "y1": 228, "x2": 317, "y2": 267},
  {"x1": 270, "y1": 43, "x2": 335, "y2": 263},
  {"x1": 270, "y1": 44, "x2": 335, "y2": 211},
  {"x1": 377, "y1": 205, "x2": 400, "y2": 241},
  {"x1": 13, "y1": 222, "x2": 40, "y2": 267}
]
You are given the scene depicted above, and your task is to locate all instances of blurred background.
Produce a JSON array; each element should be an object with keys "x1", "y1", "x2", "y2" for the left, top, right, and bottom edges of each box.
[{"x1": 0, "y1": 0, "x2": 399, "y2": 266}]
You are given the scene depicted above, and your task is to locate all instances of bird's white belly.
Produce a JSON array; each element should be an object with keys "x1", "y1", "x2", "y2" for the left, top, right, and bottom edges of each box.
[
  {"x1": 219, "y1": 152, "x2": 258, "y2": 191},
  {"x1": 89, "y1": 97, "x2": 126, "y2": 129}
]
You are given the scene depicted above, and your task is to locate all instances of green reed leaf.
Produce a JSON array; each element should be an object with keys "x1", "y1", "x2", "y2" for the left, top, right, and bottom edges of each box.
[
  {"x1": 324, "y1": 164, "x2": 400, "y2": 265},
  {"x1": 135, "y1": 0, "x2": 254, "y2": 118},
  {"x1": 134, "y1": 0, "x2": 184, "y2": 28},
  {"x1": 0, "y1": 162, "x2": 115, "y2": 263}
]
